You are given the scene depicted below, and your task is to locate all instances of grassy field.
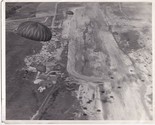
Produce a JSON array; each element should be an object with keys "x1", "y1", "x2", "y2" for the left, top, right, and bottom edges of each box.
[{"x1": 6, "y1": 2, "x2": 84, "y2": 120}]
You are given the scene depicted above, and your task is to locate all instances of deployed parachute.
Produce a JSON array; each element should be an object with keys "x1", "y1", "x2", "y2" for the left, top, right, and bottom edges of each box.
[
  {"x1": 66, "y1": 10, "x2": 74, "y2": 15},
  {"x1": 17, "y1": 21, "x2": 52, "y2": 41}
]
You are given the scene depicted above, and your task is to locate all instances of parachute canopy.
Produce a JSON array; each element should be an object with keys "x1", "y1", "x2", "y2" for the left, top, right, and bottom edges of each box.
[
  {"x1": 66, "y1": 10, "x2": 74, "y2": 15},
  {"x1": 17, "y1": 21, "x2": 52, "y2": 41}
]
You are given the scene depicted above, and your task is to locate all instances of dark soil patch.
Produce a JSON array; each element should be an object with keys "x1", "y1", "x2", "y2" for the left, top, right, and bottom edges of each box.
[
  {"x1": 6, "y1": 3, "x2": 41, "y2": 19},
  {"x1": 6, "y1": 31, "x2": 42, "y2": 120},
  {"x1": 118, "y1": 30, "x2": 141, "y2": 53},
  {"x1": 40, "y1": 87, "x2": 83, "y2": 120},
  {"x1": 58, "y1": 2, "x2": 82, "y2": 10}
]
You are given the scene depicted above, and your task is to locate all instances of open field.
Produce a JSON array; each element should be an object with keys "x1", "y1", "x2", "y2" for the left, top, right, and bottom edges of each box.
[{"x1": 5, "y1": 2, "x2": 152, "y2": 120}]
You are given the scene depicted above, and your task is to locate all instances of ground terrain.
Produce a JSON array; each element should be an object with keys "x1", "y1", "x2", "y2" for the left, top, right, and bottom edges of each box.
[{"x1": 6, "y1": 2, "x2": 152, "y2": 120}]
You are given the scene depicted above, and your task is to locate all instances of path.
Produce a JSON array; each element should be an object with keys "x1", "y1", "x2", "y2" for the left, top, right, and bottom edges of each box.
[{"x1": 64, "y1": 3, "x2": 152, "y2": 120}]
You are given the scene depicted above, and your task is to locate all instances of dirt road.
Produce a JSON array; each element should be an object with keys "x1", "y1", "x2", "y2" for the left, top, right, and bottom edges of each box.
[{"x1": 65, "y1": 3, "x2": 152, "y2": 120}]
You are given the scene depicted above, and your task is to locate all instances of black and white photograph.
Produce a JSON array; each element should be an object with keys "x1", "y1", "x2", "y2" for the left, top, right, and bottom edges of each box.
[{"x1": 2, "y1": 1, "x2": 153, "y2": 122}]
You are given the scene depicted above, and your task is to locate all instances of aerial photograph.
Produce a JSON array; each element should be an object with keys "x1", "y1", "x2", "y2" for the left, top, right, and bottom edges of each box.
[{"x1": 5, "y1": 2, "x2": 152, "y2": 120}]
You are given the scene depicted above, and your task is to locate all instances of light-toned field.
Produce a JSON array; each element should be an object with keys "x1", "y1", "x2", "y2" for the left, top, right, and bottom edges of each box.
[{"x1": 64, "y1": 3, "x2": 152, "y2": 120}]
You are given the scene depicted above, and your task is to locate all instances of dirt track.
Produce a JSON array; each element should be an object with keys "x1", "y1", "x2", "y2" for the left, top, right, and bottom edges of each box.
[
  {"x1": 5, "y1": 2, "x2": 152, "y2": 120},
  {"x1": 65, "y1": 3, "x2": 152, "y2": 120}
]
